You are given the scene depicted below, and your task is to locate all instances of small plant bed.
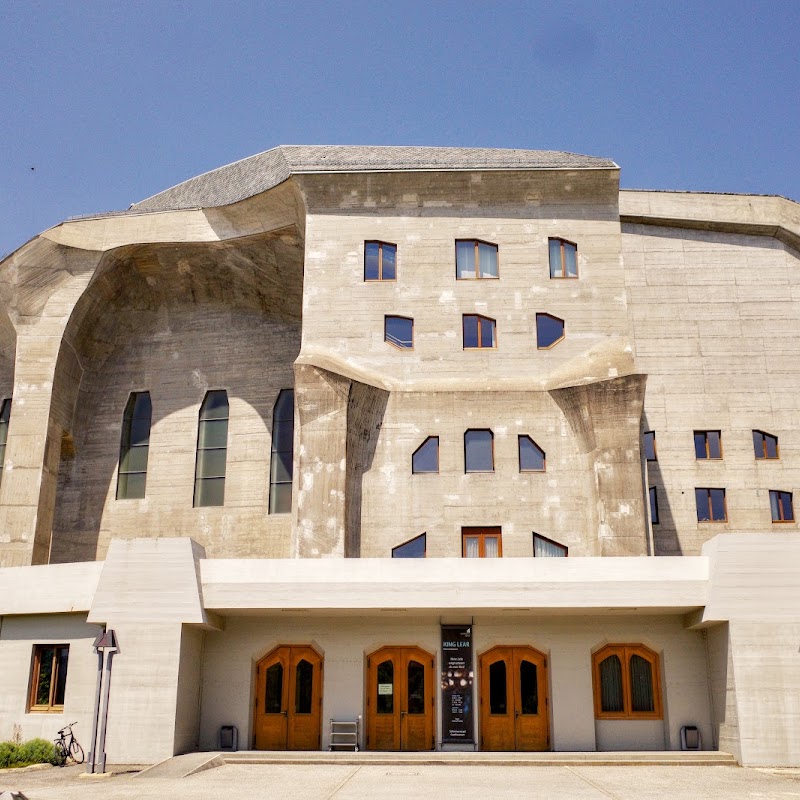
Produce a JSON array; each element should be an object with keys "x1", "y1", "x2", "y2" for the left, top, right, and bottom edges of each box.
[{"x1": 0, "y1": 739, "x2": 62, "y2": 770}]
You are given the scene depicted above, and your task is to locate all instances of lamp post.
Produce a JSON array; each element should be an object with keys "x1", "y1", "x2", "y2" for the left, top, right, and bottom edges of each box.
[{"x1": 87, "y1": 629, "x2": 118, "y2": 775}]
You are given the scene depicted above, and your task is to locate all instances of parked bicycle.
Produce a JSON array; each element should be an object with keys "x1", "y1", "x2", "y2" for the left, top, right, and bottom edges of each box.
[{"x1": 54, "y1": 722, "x2": 84, "y2": 765}]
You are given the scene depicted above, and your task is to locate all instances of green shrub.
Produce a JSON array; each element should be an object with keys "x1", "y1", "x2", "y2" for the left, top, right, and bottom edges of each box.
[
  {"x1": 0, "y1": 738, "x2": 61, "y2": 769},
  {"x1": 0, "y1": 740, "x2": 17, "y2": 768}
]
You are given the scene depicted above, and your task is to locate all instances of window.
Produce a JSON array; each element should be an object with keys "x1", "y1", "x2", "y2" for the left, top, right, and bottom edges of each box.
[
  {"x1": 753, "y1": 430, "x2": 779, "y2": 460},
  {"x1": 592, "y1": 644, "x2": 662, "y2": 720},
  {"x1": 518, "y1": 435, "x2": 545, "y2": 472},
  {"x1": 463, "y1": 315, "x2": 496, "y2": 349},
  {"x1": 412, "y1": 437, "x2": 439, "y2": 474},
  {"x1": 770, "y1": 490, "x2": 794, "y2": 522},
  {"x1": 643, "y1": 431, "x2": 657, "y2": 462},
  {"x1": 385, "y1": 316, "x2": 413, "y2": 349},
  {"x1": 462, "y1": 527, "x2": 502, "y2": 558},
  {"x1": 533, "y1": 533, "x2": 567, "y2": 557},
  {"x1": 464, "y1": 429, "x2": 494, "y2": 472},
  {"x1": 649, "y1": 486, "x2": 659, "y2": 524},
  {"x1": 269, "y1": 389, "x2": 294, "y2": 514},
  {"x1": 116, "y1": 392, "x2": 152, "y2": 500},
  {"x1": 194, "y1": 390, "x2": 229, "y2": 507},
  {"x1": 29, "y1": 645, "x2": 69, "y2": 712},
  {"x1": 392, "y1": 533, "x2": 426, "y2": 558},
  {"x1": 536, "y1": 313, "x2": 565, "y2": 349},
  {"x1": 694, "y1": 430, "x2": 722, "y2": 459},
  {"x1": 696, "y1": 488, "x2": 727, "y2": 522},
  {"x1": 455, "y1": 239, "x2": 498, "y2": 279},
  {"x1": 0, "y1": 398, "x2": 10, "y2": 488},
  {"x1": 364, "y1": 241, "x2": 396, "y2": 281},
  {"x1": 548, "y1": 238, "x2": 578, "y2": 278}
]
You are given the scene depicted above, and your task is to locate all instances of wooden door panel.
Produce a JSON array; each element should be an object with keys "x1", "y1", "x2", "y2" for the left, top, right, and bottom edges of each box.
[
  {"x1": 513, "y1": 650, "x2": 548, "y2": 751},
  {"x1": 480, "y1": 647, "x2": 514, "y2": 751}
]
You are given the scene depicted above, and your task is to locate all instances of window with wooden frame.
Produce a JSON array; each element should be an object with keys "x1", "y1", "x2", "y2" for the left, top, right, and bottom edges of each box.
[
  {"x1": 385, "y1": 316, "x2": 413, "y2": 349},
  {"x1": 462, "y1": 527, "x2": 502, "y2": 558},
  {"x1": 770, "y1": 490, "x2": 794, "y2": 522},
  {"x1": 392, "y1": 533, "x2": 427, "y2": 558},
  {"x1": 695, "y1": 487, "x2": 727, "y2": 522},
  {"x1": 753, "y1": 430, "x2": 779, "y2": 460},
  {"x1": 533, "y1": 532, "x2": 567, "y2": 557},
  {"x1": 194, "y1": 390, "x2": 229, "y2": 507},
  {"x1": 116, "y1": 391, "x2": 152, "y2": 500},
  {"x1": 643, "y1": 431, "x2": 657, "y2": 462},
  {"x1": 0, "y1": 398, "x2": 11, "y2": 489},
  {"x1": 536, "y1": 313, "x2": 565, "y2": 349},
  {"x1": 29, "y1": 645, "x2": 69, "y2": 712},
  {"x1": 464, "y1": 429, "x2": 494, "y2": 473},
  {"x1": 364, "y1": 241, "x2": 397, "y2": 281},
  {"x1": 649, "y1": 486, "x2": 659, "y2": 525},
  {"x1": 455, "y1": 239, "x2": 498, "y2": 279},
  {"x1": 462, "y1": 314, "x2": 496, "y2": 349},
  {"x1": 269, "y1": 389, "x2": 295, "y2": 514},
  {"x1": 518, "y1": 435, "x2": 545, "y2": 472},
  {"x1": 548, "y1": 238, "x2": 578, "y2": 278},
  {"x1": 412, "y1": 436, "x2": 439, "y2": 474},
  {"x1": 694, "y1": 430, "x2": 722, "y2": 459},
  {"x1": 592, "y1": 644, "x2": 662, "y2": 720}
]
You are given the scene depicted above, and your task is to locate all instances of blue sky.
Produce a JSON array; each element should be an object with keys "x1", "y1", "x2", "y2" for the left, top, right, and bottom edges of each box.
[{"x1": 2, "y1": 0, "x2": 799, "y2": 253}]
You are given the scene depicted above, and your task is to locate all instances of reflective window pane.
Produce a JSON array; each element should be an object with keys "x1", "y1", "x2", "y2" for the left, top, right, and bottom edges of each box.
[
  {"x1": 548, "y1": 239, "x2": 562, "y2": 278},
  {"x1": 695, "y1": 488, "x2": 711, "y2": 521},
  {"x1": 392, "y1": 533, "x2": 426, "y2": 558},
  {"x1": 412, "y1": 437, "x2": 439, "y2": 473},
  {"x1": 710, "y1": 488, "x2": 726, "y2": 521},
  {"x1": 465, "y1": 430, "x2": 493, "y2": 472},
  {"x1": 707, "y1": 431, "x2": 722, "y2": 459},
  {"x1": 479, "y1": 317, "x2": 496, "y2": 348},
  {"x1": 385, "y1": 316, "x2": 413, "y2": 348},
  {"x1": 463, "y1": 536, "x2": 480, "y2": 558},
  {"x1": 533, "y1": 533, "x2": 567, "y2": 557},
  {"x1": 54, "y1": 647, "x2": 69, "y2": 706},
  {"x1": 196, "y1": 448, "x2": 228, "y2": 479},
  {"x1": 198, "y1": 419, "x2": 229, "y2": 449},
  {"x1": 478, "y1": 242, "x2": 498, "y2": 277},
  {"x1": 195, "y1": 477, "x2": 225, "y2": 507},
  {"x1": 365, "y1": 242, "x2": 380, "y2": 280},
  {"x1": 519, "y1": 660, "x2": 538, "y2": 714},
  {"x1": 463, "y1": 315, "x2": 479, "y2": 348},
  {"x1": 536, "y1": 314, "x2": 564, "y2": 348},
  {"x1": 649, "y1": 486, "x2": 659, "y2": 524},
  {"x1": 519, "y1": 436, "x2": 545, "y2": 471},
  {"x1": 766, "y1": 434, "x2": 779, "y2": 459},
  {"x1": 599, "y1": 655, "x2": 624, "y2": 713},
  {"x1": 643, "y1": 431, "x2": 656, "y2": 461},
  {"x1": 456, "y1": 241, "x2": 476, "y2": 278},
  {"x1": 489, "y1": 660, "x2": 507, "y2": 714},
  {"x1": 117, "y1": 472, "x2": 146, "y2": 501},
  {"x1": 265, "y1": 662, "x2": 283, "y2": 713},
  {"x1": 200, "y1": 390, "x2": 229, "y2": 420},
  {"x1": 295, "y1": 659, "x2": 313, "y2": 714},
  {"x1": 381, "y1": 244, "x2": 396, "y2": 280},
  {"x1": 35, "y1": 647, "x2": 55, "y2": 706},
  {"x1": 564, "y1": 242, "x2": 578, "y2": 277},
  {"x1": 629, "y1": 655, "x2": 654, "y2": 713},
  {"x1": 269, "y1": 482, "x2": 292, "y2": 514},
  {"x1": 377, "y1": 660, "x2": 394, "y2": 714},
  {"x1": 407, "y1": 660, "x2": 425, "y2": 714}
]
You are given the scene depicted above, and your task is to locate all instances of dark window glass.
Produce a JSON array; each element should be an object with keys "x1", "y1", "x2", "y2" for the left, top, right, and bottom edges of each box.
[
  {"x1": 489, "y1": 660, "x2": 507, "y2": 714},
  {"x1": 549, "y1": 238, "x2": 578, "y2": 278},
  {"x1": 533, "y1": 533, "x2": 567, "y2": 557},
  {"x1": 295, "y1": 659, "x2": 313, "y2": 714},
  {"x1": 463, "y1": 314, "x2": 479, "y2": 348},
  {"x1": 31, "y1": 645, "x2": 69, "y2": 711},
  {"x1": 463, "y1": 315, "x2": 496, "y2": 349},
  {"x1": 265, "y1": 662, "x2": 283, "y2": 714},
  {"x1": 770, "y1": 490, "x2": 794, "y2": 522},
  {"x1": 694, "y1": 430, "x2": 722, "y2": 459},
  {"x1": 696, "y1": 488, "x2": 726, "y2": 522},
  {"x1": 117, "y1": 392, "x2": 152, "y2": 500},
  {"x1": 377, "y1": 660, "x2": 394, "y2": 714},
  {"x1": 392, "y1": 533, "x2": 426, "y2": 558},
  {"x1": 519, "y1": 660, "x2": 538, "y2": 714},
  {"x1": 35, "y1": 646, "x2": 55, "y2": 706},
  {"x1": 599, "y1": 655, "x2": 624, "y2": 713},
  {"x1": 753, "y1": 430, "x2": 779, "y2": 460},
  {"x1": 649, "y1": 486, "x2": 659, "y2": 525},
  {"x1": 456, "y1": 240, "x2": 498, "y2": 279},
  {"x1": 364, "y1": 241, "x2": 396, "y2": 281},
  {"x1": 465, "y1": 429, "x2": 493, "y2": 472},
  {"x1": 629, "y1": 655, "x2": 654, "y2": 713},
  {"x1": 269, "y1": 390, "x2": 294, "y2": 514},
  {"x1": 536, "y1": 314, "x2": 565, "y2": 349},
  {"x1": 412, "y1": 437, "x2": 438, "y2": 473},
  {"x1": 385, "y1": 316, "x2": 413, "y2": 349},
  {"x1": 407, "y1": 660, "x2": 425, "y2": 715},
  {"x1": 643, "y1": 431, "x2": 656, "y2": 462},
  {"x1": 194, "y1": 390, "x2": 229, "y2": 507},
  {"x1": 0, "y1": 398, "x2": 11, "y2": 488},
  {"x1": 519, "y1": 435, "x2": 545, "y2": 471}
]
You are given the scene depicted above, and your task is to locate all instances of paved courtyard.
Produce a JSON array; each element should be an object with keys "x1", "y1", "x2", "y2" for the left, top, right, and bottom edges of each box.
[{"x1": 3, "y1": 763, "x2": 800, "y2": 800}]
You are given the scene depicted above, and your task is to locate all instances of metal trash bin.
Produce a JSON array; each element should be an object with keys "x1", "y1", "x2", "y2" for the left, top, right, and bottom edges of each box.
[
  {"x1": 219, "y1": 725, "x2": 238, "y2": 752},
  {"x1": 680, "y1": 725, "x2": 701, "y2": 750}
]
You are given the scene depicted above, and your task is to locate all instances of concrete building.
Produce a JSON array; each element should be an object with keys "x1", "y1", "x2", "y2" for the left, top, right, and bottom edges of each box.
[{"x1": 0, "y1": 146, "x2": 798, "y2": 767}]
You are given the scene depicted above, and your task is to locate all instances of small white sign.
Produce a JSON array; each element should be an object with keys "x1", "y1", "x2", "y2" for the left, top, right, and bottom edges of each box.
[{"x1": 378, "y1": 683, "x2": 393, "y2": 695}]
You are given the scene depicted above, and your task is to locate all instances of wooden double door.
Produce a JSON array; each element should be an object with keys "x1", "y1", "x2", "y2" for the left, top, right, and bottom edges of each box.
[
  {"x1": 366, "y1": 646, "x2": 435, "y2": 751},
  {"x1": 254, "y1": 645, "x2": 322, "y2": 750},
  {"x1": 479, "y1": 646, "x2": 549, "y2": 751}
]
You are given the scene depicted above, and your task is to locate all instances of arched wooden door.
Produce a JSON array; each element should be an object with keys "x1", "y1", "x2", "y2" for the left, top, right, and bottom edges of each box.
[
  {"x1": 254, "y1": 645, "x2": 323, "y2": 750},
  {"x1": 479, "y1": 646, "x2": 549, "y2": 751},
  {"x1": 366, "y1": 646, "x2": 435, "y2": 751}
]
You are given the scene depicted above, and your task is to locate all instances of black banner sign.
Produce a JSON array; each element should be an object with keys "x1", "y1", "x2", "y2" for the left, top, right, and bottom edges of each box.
[{"x1": 441, "y1": 624, "x2": 474, "y2": 744}]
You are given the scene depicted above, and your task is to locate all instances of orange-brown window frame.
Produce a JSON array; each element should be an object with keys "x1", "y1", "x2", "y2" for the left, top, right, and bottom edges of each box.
[
  {"x1": 28, "y1": 644, "x2": 69, "y2": 713},
  {"x1": 462, "y1": 314, "x2": 497, "y2": 350},
  {"x1": 535, "y1": 313, "x2": 565, "y2": 350},
  {"x1": 384, "y1": 315, "x2": 414, "y2": 350},
  {"x1": 364, "y1": 241, "x2": 397, "y2": 282},
  {"x1": 694, "y1": 430, "x2": 722, "y2": 460},
  {"x1": 548, "y1": 237, "x2": 578, "y2": 279},
  {"x1": 769, "y1": 490, "x2": 794, "y2": 523},
  {"x1": 592, "y1": 644, "x2": 662, "y2": 720},
  {"x1": 455, "y1": 239, "x2": 499, "y2": 280},
  {"x1": 461, "y1": 527, "x2": 503, "y2": 557},
  {"x1": 696, "y1": 487, "x2": 727, "y2": 522},
  {"x1": 753, "y1": 430, "x2": 779, "y2": 460}
]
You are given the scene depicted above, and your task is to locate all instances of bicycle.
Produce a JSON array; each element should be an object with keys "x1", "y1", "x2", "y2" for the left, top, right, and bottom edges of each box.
[{"x1": 54, "y1": 722, "x2": 84, "y2": 765}]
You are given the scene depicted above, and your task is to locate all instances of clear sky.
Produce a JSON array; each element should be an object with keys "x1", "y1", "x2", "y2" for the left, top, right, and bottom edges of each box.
[{"x1": 2, "y1": 0, "x2": 799, "y2": 254}]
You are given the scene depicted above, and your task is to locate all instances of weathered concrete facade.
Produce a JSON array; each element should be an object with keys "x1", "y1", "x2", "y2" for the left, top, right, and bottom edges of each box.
[{"x1": 0, "y1": 146, "x2": 798, "y2": 766}]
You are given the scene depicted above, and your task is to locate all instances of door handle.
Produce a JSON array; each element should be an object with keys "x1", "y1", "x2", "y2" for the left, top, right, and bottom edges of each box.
[
  {"x1": 280, "y1": 710, "x2": 288, "y2": 716},
  {"x1": 515, "y1": 710, "x2": 520, "y2": 718}
]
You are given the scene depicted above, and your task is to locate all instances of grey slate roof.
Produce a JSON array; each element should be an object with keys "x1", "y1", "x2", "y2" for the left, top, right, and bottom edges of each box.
[{"x1": 130, "y1": 145, "x2": 618, "y2": 213}]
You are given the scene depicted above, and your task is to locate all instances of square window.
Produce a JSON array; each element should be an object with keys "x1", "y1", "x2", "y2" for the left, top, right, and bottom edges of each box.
[
  {"x1": 29, "y1": 645, "x2": 69, "y2": 712},
  {"x1": 364, "y1": 241, "x2": 397, "y2": 281},
  {"x1": 753, "y1": 430, "x2": 779, "y2": 460},
  {"x1": 462, "y1": 527, "x2": 502, "y2": 557},
  {"x1": 463, "y1": 315, "x2": 496, "y2": 349},
  {"x1": 548, "y1": 238, "x2": 578, "y2": 278},
  {"x1": 536, "y1": 313, "x2": 565, "y2": 349},
  {"x1": 694, "y1": 430, "x2": 722, "y2": 459},
  {"x1": 696, "y1": 488, "x2": 727, "y2": 522},
  {"x1": 456, "y1": 240, "x2": 498, "y2": 279},
  {"x1": 770, "y1": 490, "x2": 794, "y2": 522},
  {"x1": 465, "y1": 429, "x2": 494, "y2": 472},
  {"x1": 385, "y1": 316, "x2": 413, "y2": 349},
  {"x1": 643, "y1": 431, "x2": 657, "y2": 462}
]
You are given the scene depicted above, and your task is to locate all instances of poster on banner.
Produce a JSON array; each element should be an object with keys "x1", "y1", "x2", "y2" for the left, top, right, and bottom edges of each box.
[{"x1": 441, "y1": 624, "x2": 474, "y2": 744}]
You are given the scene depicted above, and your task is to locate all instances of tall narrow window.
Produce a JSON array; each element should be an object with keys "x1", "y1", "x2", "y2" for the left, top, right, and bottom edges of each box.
[
  {"x1": 194, "y1": 390, "x2": 229, "y2": 507},
  {"x1": 455, "y1": 240, "x2": 498, "y2": 279},
  {"x1": 533, "y1": 532, "x2": 567, "y2": 557},
  {"x1": 463, "y1": 315, "x2": 496, "y2": 349},
  {"x1": 412, "y1": 437, "x2": 439, "y2": 473},
  {"x1": 0, "y1": 398, "x2": 11, "y2": 488},
  {"x1": 649, "y1": 487, "x2": 660, "y2": 524},
  {"x1": 643, "y1": 431, "x2": 657, "y2": 462},
  {"x1": 519, "y1": 435, "x2": 545, "y2": 472},
  {"x1": 364, "y1": 241, "x2": 397, "y2": 281},
  {"x1": 464, "y1": 429, "x2": 494, "y2": 472},
  {"x1": 269, "y1": 390, "x2": 295, "y2": 514},
  {"x1": 753, "y1": 430, "x2": 779, "y2": 460},
  {"x1": 548, "y1": 238, "x2": 578, "y2": 278},
  {"x1": 769, "y1": 490, "x2": 794, "y2": 522},
  {"x1": 694, "y1": 430, "x2": 722, "y2": 459},
  {"x1": 696, "y1": 488, "x2": 727, "y2": 522},
  {"x1": 116, "y1": 392, "x2": 152, "y2": 500},
  {"x1": 29, "y1": 645, "x2": 69, "y2": 712}
]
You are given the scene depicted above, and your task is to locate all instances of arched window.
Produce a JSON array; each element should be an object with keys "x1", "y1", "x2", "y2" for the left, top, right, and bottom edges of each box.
[
  {"x1": 194, "y1": 390, "x2": 229, "y2": 507},
  {"x1": 0, "y1": 398, "x2": 11, "y2": 488},
  {"x1": 116, "y1": 392, "x2": 151, "y2": 500},
  {"x1": 269, "y1": 390, "x2": 295, "y2": 514},
  {"x1": 592, "y1": 644, "x2": 662, "y2": 719}
]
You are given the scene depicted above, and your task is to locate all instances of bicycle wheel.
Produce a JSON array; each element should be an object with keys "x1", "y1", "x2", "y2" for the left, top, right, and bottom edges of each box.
[
  {"x1": 68, "y1": 739, "x2": 85, "y2": 764},
  {"x1": 54, "y1": 740, "x2": 68, "y2": 766}
]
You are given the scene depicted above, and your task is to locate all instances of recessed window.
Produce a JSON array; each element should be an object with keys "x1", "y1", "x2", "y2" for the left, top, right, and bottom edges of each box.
[
  {"x1": 696, "y1": 488, "x2": 727, "y2": 522},
  {"x1": 455, "y1": 240, "x2": 498, "y2": 279},
  {"x1": 464, "y1": 429, "x2": 494, "y2": 473},
  {"x1": 194, "y1": 390, "x2": 229, "y2": 507},
  {"x1": 548, "y1": 238, "x2": 578, "y2": 279},
  {"x1": 412, "y1": 436, "x2": 439, "y2": 474},
  {"x1": 392, "y1": 533, "x2": 426, "y2": 558},
  {"x1": 29, "y1": 645, "x2": 69, "y2": 712},
  {"x1": 518, "y1": 435, "x2": 545, "y2": 472},
  {"x1": 364, "y1": 241, "x2": 396, "y2": 281},
  {"x1": 649, "y1": 486, "x2": 659, "y2": 524},
  {"x1": 536, "y1": 313, "x2": 565, "y2": 349},
  {"x1": 463, "y1": 315, "x2": 496, "y2": 349},
  {"x1": 116, "y1": 392, "x2": 152, "y2": 500},
  {"x1": 269, "y1": 389, "x2": 294, "y2": 514},
  {"x1": 694, "y1": 430, "x2": 722, "y2": 459},
  {"x1": 643, "y1": 431, "x2": 657, "y2": 462},
  {"x1": 592, "y1": 644, "x2": 662, "y2": 720},
  {"x1": 385, "y1": 316, "x2": 413, "y2": 349},
  {"x1": 462, "y1": 527, "x2": 502, "y2": 558},
  {"x1": 753, "y1": 430, "x2": 779, "y2": 460},
  {"x1": 0, "y1": 398, "x2": 11, "y2": 489},
  {"x1": 770, "y1": 490, "x2": 794, "y2": 522},
  {"x1": 533, "y1": 533, "x2": 567, "y2": 557}
]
